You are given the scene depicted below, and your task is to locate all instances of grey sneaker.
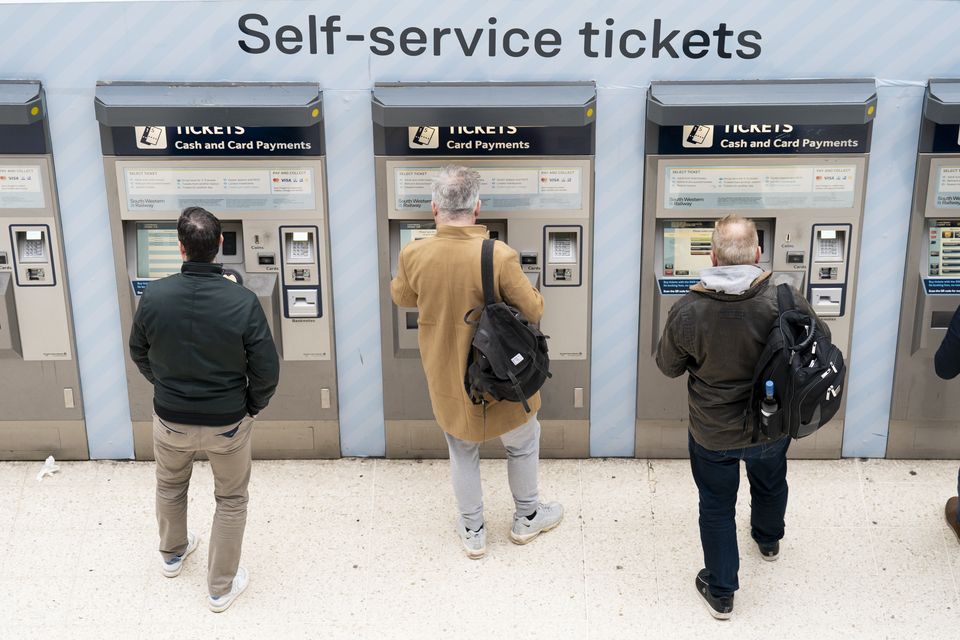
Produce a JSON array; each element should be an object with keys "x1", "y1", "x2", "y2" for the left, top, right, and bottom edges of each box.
[
  {"x1": 509, "y1": 502, "x2": 564, "y2": 544},
  {"x1": 456, "y1": 520, "x2": 486, "y2": 559},
  {"x1": 161, "y1": 531, "x2": 198, "y2": 578},
  {"x1": 208, "y1": 566, "x2": 249, "y2": 613}
]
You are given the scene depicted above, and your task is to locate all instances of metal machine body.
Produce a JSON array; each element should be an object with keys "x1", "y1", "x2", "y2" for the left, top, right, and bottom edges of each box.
[
  {"x1": 95, "y1": 82, "x2": 339, "y2": 459},
  {"x1": 889, "y1": 80, "x2": 960, "y2": 457},
  {"x1": 636, "y1": 80, "x2": 877, "y2": 458},
  {"x1": 0, "y1": 80, "x2": 87, "y2": 460},
  {"x1": 373, "y1": 82, "x2": 596, "y2": 458}
]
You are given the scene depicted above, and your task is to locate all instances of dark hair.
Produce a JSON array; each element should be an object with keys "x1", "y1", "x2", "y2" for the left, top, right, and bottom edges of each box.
[{"x1": 177, "y1": 207, "x2": 221, "y2": 263}]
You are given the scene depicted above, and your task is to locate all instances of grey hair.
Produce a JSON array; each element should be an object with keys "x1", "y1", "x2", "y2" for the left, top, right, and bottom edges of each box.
[
  {"x1": 711, "y1": 214, "x2": 759, "y2": 266},
  {"x1": 431, "y1": 165, "x2": 480, "y2": 221}
]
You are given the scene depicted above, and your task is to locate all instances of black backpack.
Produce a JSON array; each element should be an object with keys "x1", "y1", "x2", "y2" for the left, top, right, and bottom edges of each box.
[
  {"x1": 463, "y1": 239, "x2": 551, "y2": 412},
  {"x1": 748, "y1": 284, "x2": 846, "y2": 441}
]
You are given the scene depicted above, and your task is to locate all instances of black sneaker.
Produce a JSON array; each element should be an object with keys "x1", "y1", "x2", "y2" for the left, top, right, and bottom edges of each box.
[
  {"x1": 758, "y1": 541, "x2": 780, "y2": 562},
  {"x1": 695, "y1": 569, "x2": 733, "y2": 620}
]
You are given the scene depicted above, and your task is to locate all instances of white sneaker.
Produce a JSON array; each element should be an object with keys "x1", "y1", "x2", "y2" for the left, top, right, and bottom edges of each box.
[
  {"x1": 509, "y1": 502, "x2": 564, "y2": 545},
  {"x1": 208, "y1": 567, "x2": 249, "y2": 613},
  {"x1": 161, "y1": 531, "x2": 198, "y2": 578},
  {"x1": 456, "y1": 520, "x2": 487, "y2": 559}
]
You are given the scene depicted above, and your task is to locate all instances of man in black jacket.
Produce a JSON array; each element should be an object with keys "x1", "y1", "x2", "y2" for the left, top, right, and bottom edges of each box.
[
  {"x1": 130, "y1": 207, "x2": 279, "y2": 613},
  {"x1": 656, "y1": 214, "x2": 828, "y2": 620},
  {"x1": 936, "y1": 306, "x2": 960, "y2": 543}
]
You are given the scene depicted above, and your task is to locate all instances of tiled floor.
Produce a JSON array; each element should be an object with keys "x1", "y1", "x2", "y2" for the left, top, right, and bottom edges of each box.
[{"x1": 0, "y1": 457, "x2": 958, "y2": 639}]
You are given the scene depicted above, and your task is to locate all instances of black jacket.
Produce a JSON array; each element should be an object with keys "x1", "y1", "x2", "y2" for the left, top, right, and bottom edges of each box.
[
  {"x1": 129, "y1": 261, "x2": 280, "y2": 426},
  {"x1": 935, "y1": 305, "x2": 960, "y2": 380},
  {"x1": 657, "y1": 272, "x2": 828, "y2": 450}
]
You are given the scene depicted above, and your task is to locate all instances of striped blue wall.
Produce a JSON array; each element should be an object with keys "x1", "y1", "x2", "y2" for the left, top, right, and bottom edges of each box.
[{"x1": 2, "y1": 0, "x2": 960, "y2": 458}]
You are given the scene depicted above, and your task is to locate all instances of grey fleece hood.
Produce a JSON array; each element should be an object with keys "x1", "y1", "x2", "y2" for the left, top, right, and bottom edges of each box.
[{"x1": 698, "y1": 264, "x2": 765, "y2": 295}]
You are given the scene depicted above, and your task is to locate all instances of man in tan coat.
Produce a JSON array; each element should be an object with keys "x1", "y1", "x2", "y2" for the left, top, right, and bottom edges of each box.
[{"x1": 391, "y1": 165, "x2": 563, "y2": 559}]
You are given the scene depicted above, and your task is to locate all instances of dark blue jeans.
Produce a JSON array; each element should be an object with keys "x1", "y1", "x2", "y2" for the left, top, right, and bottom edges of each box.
[{"x1": 688, "y1": 433, "x2": 790, "y2": 597}]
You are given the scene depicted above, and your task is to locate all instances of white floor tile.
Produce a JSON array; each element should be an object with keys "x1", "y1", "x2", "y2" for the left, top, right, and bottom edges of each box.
[{"x1": 0, "y1": 458, "x2": 956, "y2": 637}]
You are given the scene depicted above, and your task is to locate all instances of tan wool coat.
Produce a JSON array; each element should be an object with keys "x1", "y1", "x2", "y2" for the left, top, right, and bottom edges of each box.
[{"x1": 390, "y1": 224, "x2": 544, "y2": 442}]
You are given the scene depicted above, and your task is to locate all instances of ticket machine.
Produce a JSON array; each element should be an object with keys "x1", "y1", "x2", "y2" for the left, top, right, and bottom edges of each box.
[
  {"x1": 636, "y1": 80, "x2": 877, "y2": 458},
  {"x1": 0, "y1": 81, "x2": 86, "y2": 459},
  {"x1": 889, "y1": 80, "x2": 960, "y2": 457},
  {"x1": 95, "y1": 82, "x2": 338, "y2": 459},
  {"x1": 373, "y1": 82, "x2": 596, "y2": 457}
]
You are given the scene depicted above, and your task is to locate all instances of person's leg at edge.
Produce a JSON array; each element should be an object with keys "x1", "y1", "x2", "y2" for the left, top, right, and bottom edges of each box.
[
  {"x1": 688, "y1": 432, "x2": 742, "y2": 597},
  {"x1": 203, "y1": 417, "x2": 254, "y2": 597},
  {"x1": 444, "y1": 432, "x2": 485, "y2": 530},
  {"x1": 745, "y1": 437, "x2": 790, "y2": 547},
  {"x1": 154, "y1": 415, "x2": 197, "y2": 562},
  {"x1": 499, "y1": 413, "x2": 541, "y2": 518}
]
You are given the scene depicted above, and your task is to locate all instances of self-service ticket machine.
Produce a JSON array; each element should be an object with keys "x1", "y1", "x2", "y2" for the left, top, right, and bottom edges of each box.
[
  {"x1": 373, "y1": 82, "x2": 596, "y2": 458},
  {"x1": 889, "y1": 80, "x2": 960, "y2": 457},
  {"x1": 636, "y1": 80, "x2": 877, "y2": 458},
  {"x1": 0, "y1": 81, "x2": 86, "y2": 459},
  {"x1": 95, "y1": 82, "x2": 338, "y2": 459}
]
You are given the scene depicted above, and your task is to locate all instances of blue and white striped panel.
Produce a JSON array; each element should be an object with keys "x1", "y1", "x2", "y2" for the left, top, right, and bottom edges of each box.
[
  {"x1": 843, "y1": 83, "x2": 925, "y2": 458},
  {"x1": 324, "y1": 90, "x2": 385, "y2": 456},
  {"x1": 589, "y1": 86, "x2": 646, "y2": 457},
  {"x1": 2, "y1": 0, "x2": 960, "y2": 459}
]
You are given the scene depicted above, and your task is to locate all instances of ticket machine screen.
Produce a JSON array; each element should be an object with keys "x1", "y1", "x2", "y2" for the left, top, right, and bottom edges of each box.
[
  {"x1": 136, "y1": 222, "x2": 181, "y2": 278},
  {"x1": 663, "y1": 221, "x2": 714, "y2": 277},
  {"x1": 399, "y1": 222, "x2": 436, "y2": 251},
  {"x1": 929, "y1": 220, "x2": 960, "y2": 276}
]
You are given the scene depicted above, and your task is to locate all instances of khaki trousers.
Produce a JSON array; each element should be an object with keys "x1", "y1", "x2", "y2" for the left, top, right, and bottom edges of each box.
[{"x1": 153, "y1": 413, "x2": 254, "y2": 597}]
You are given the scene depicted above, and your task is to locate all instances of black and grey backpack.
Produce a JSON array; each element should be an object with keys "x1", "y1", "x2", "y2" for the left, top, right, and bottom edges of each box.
[
  {"x1": 463, "y1": 239, "x2": 551, "y2": 412},
  {"x1": 749, "y1": 284, "x2": 846, "y2": 441}
]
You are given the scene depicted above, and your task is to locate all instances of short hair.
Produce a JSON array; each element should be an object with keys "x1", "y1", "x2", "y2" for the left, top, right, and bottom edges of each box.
[
  {"x1": 431, "y1": 165, "x2": 480, "y2": 221},
  {"x1": 711, "y1": 214, "x2": 759, "y2": 266},
  {"x1": 177, "y1": 207, "x2": 221, "y2": 263}
]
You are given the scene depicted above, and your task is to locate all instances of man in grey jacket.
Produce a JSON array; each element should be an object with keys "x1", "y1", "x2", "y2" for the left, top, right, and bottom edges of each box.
[{"x1": 656, "y1": 214, "x2": 828, "y2": 620}]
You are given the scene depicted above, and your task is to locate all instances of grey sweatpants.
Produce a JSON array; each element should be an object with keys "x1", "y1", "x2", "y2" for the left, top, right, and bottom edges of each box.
[{"x1": 444, "y1": 413, "x2": 541, "y2": 530}]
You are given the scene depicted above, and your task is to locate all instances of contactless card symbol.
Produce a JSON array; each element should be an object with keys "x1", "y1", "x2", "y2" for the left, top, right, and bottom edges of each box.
[
  {"x1": 135, "y1": 126, "x2": 167, "y2": 149},
  {"x1": 408, "y1": 126, "x2": 439, "y2": 149},
  {"x1": 682, "y1": 125, "x2": 713, "y2": 148}
]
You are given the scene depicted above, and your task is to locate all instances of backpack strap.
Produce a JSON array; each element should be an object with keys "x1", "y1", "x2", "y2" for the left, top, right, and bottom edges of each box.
[
  {"x1": 747, "y1": 283, "x2": 794, "y2": 444},
  {"x1": 481, "y1": 239, "x2": 496, "y2": 307},
  {"x1": 776, "y1": 283, "x2": 796, "y2": 313}
]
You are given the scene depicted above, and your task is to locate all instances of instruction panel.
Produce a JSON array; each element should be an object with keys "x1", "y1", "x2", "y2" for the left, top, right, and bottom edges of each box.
[
  {"x1": 394, "y1": 167, "x2": 582, "y2": 212},
  {"x1": 664, "y1": 165, "x2": 856, "y2": 210},
  {"x1": 123, "y1": 167, "x2": 315, "y2": 212},
  {"x1": 935, "y1": 166, "x2": 960, "y2": 208},
  {"x1": 0, "y1": 166, "x2": 43, "y2": 208}
]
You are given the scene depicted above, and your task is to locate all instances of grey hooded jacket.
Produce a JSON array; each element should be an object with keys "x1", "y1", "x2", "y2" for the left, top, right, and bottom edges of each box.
[{"x1": 656, "y1": 266, "x2": 829, "y2": 450}]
